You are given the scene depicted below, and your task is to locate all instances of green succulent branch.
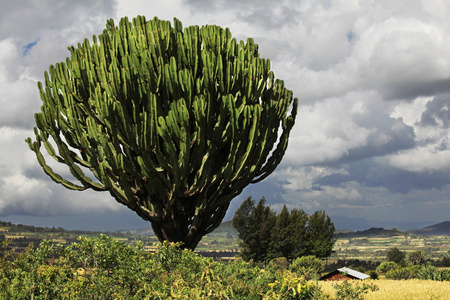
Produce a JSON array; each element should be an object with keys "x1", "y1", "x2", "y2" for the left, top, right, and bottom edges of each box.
[{"x1": 26, "y1": 16, "x2": 298, "y2": 250}]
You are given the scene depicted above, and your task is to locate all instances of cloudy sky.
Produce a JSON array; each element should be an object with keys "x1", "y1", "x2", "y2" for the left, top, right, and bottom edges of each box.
[{"x1": 1, "y1": 0, "x2": 449, "y2": 231}]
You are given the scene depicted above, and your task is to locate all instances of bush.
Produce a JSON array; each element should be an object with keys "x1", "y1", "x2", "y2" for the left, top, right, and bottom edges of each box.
[
  {"x1": 269, "y1": 257, "x2": 290, "y2": 271},
  {"x1": 384, "y1": 263, "x2": 450, "y2": 282},
  {"x1": 264, "y1": 272, "x2": 325, "y2": 300},
  {"x1": 437, "y1": 269, "x2": 450, "y2": 281},
  {"x1": 369, "y1": 271, "x2": 378, "y2": 280},
  {"x1": 0, "y1": 236, "x2": 325, "y2": 299},
  {"x1": 406, "y1": 250, "x2": 425, "y2": 265},
  {"x1": 333, "y1": 280, "x2": 378, "y2": 300},
  {"x1": 289, "y1": 255, "x2": 324, "y2": 280},
  {"x1": 384, "y1": 265, "x2": 421, "y2": 280},
  {"x1": 416, "y1": 264, "x2": 450, "y2": 281},
  {"x1": 417, "y1": 264, "x2": 438, "y2": 280},
  {"x1": 376, "y1": 261, "x2": 398, "y2": 274},
  {"x1": 436, "y1": 255, "x2": 450, "y2": 267},
  {"x1": 0, "y1": 235, "x2": 147, "y2": 299}
]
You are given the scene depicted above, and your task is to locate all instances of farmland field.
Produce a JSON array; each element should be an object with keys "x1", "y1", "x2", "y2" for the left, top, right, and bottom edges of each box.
[
  {"x1": 328, "y1": 234, "x2": 450, "y2": 263},
  {"x1": 2, "y1": 220, "x2": 449, "y2": 265},
  {"x1": 319, "y1": 279, "x2": 450, "y2": 299},
  {"x1": 199, "y1": 229, "x2": 450, "y2": 262}
]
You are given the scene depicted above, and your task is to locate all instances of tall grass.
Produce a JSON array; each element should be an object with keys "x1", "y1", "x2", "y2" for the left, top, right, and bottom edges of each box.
[{"x1": 319, "y1": 279, "x2": 450, "y2": 299}]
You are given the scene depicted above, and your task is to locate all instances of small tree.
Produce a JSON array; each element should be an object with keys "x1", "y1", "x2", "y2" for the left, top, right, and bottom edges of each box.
[
  {"x1": 304, "y1": 210, "x2": 336, "y2": 258},
  {"x1": 289, "y1": 208, "x2": 308, "y2": 258},
  {"x1": 386, "y1": 247, "x2": 405, "y2": 264},
  {"x1": 26, "y1": 16, "x2": 297, "y2": 250},
  {"x1": 270, "y1": 205, "x2": 295, "y2": 259},
  {"x1": 232, "y1": 197, "x2": 275, "y2": 262},
  {"x1": 376, "y1": 261, "x2": 398, "y2": 274},
  {"x1": 232, "y1": 197, "x2": 335, "y2": 262},
  {"x1": 406, "y1": 250, "x2": 425, "y2": 265}
]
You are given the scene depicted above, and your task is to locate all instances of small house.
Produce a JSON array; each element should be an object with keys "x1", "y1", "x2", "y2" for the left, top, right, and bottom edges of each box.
[{"x1": 319, "y1": 267, "x2": 370, "y2": 281}]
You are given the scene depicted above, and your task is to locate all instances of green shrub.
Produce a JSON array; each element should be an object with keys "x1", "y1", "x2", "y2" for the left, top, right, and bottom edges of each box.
[
  {"x1": 264, "y1": 272, "x2": 324, "y2": 300},
  {"x1": 289, "y1": 255, "x2": 324, "y2": 280},
  {"x1": 384, "y1": 265, "x2": 421, "y2": 280},
  {"x1": 333, "y1": 280, "x2": 378, "y2": 300},
  {"x1": 268, "y1": 257, "x2": 290, "y2": 271},
  {"x1": 405, "y1": 250, "x2": 425, "y2": 265},
  {"x1": 376, "y1": 261, "x2": 398, "y2": 274},
  {"x1": 438, "y1": 269, "x2": 450, "y2": 281},
  {"x1": 416, "y1": 264, "x2": 450, "y2": 281},
  {"x1": 417, "y1": 264, "x2": 438, "y2": 280},
  {"x1": 0, "y1": 236, "x2": 325, "y2": 299},
  {"x1": 436, "y1": 255, "x2": 450, "y2": 267},
  {"x1": 0, "y1": 235, "x2": 145, "y2": 299}
]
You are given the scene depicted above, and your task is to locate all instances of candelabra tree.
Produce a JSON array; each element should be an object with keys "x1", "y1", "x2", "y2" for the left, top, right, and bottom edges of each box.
[{"x1": 26, "y1": 16, "x2": 298, "y2": 250}]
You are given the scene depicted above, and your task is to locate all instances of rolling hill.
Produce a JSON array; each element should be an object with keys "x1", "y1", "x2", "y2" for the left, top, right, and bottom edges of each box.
[
  {"x1": 335, "y1": 227, "x2": 404, "y2": 238},
  {"x1": 408, "y1": 221, "x2": 450, "y2": 235}
]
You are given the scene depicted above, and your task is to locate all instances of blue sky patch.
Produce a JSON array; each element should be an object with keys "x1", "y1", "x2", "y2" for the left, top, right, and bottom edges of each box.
[
  {"x1": 346, "y1": 31, "x2": 355, "y2": 42},
  {"x1": 22, "y1": 38, "x2": 39, "y2": 56}
]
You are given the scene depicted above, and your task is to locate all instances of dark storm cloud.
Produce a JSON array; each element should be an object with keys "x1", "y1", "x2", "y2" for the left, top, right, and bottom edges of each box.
[
  {"x1": 316, "y1": 158, "x2": 450, "y2": 194},
  {"x1": 362, "y1": 166, "x2": 450, "y2": 194},
  {"x1": 376, "y1": 79, "x2": 450, "y2": 102},
  {"x1": 418, "y1": 93, "x2": 450, "y2": 127},
  {"x1": 346, "y1": 115, "x2": 416, "y2": 161}
]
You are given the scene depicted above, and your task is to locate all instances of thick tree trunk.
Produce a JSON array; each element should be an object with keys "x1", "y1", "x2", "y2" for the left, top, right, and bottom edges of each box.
[{"x1": 150, "y1": 202, "x2": 230, "y2": 250}]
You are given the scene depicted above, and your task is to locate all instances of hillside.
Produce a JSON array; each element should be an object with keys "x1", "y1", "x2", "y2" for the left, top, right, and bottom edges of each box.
[
  {"x1": 2, "y1": 219, "x2": 448, "y2": 242},
  {"x1": 212, "y1": 221, "x2": 237, "y2": 234},
  {"x1": 118, "y1": 221, "x2": 238, "y2": 237},
  {"x1": 408, "y1": 221, "x2": 450, "y2": 235},
  {"x1": 335, "y1": 227, "x2": 405, "y2": 238}
]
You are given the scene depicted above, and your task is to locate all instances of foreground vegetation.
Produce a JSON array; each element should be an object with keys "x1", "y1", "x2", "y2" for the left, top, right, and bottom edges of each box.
[
  {"x1": 1, "y1": 235, "x2": 450, "y2": 299},
  {"x1": 0, "y1": 235, "x2": 324, "y2": 299}
]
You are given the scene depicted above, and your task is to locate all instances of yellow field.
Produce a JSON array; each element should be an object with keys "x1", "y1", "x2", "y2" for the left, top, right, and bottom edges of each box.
[{"x1": 319, "y1": 279, "x2": 450, "y2": 299}]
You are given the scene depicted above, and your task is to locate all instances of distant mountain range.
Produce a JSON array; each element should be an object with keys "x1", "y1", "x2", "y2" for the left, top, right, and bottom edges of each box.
[
  {"x1": 335, "y1": 227, "x2": 404, "y2": 238},
  {"x1": 212, "y1": 220, "x2": 450, "y2": 237},
  {"x1": 2, "y1": 218, "x2": 449, "y2": 238},
  {"x1": 329, "y1": 215, "x2": 439, "y2": 231},
  {"x1": 127, "y1": 216, "x2": 445, "y2": 235},
  {"x1": 407, "y1": 221, "x2": 450, "y2": 236},
  {"x1": 117, "y1": 221, "x2": 239, "y2": 237}
]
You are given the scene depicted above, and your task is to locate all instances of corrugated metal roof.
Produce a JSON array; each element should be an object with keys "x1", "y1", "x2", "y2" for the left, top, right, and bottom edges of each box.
[{"x1": 337, "y1": 267, "x2": 370, "y2": 280}]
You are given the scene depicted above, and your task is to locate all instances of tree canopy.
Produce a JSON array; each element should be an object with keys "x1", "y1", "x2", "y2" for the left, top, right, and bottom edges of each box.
[
  {"x1": 26, "y1": 16, "x2": 297, "y2": 250},
  {"x1": 232, "y1": 197, "x2": 335, "y2": 262},
  {"x1": 386, "y1": 247, "x2": 406, "y2": 264}
]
